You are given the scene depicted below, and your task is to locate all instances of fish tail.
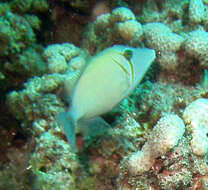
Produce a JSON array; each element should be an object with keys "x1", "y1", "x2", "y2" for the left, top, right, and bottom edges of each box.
[{"x1": 57, "y1": 111, "x2": 77, "y2": 152}]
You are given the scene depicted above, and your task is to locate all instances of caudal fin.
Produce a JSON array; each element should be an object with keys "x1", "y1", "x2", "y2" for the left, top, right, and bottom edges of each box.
[{"x1": 57, "y1": 111, "x2": 77, "y2": 152}]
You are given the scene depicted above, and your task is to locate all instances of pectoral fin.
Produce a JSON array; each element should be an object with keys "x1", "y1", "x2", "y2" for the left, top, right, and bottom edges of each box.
[{"x1": 77, "y1": 117, "x2": 111, "y2": 137}]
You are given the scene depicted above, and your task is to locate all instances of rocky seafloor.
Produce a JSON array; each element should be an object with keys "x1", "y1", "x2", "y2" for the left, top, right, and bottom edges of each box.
[{"x1": 1, "y1": 0, "x2": 208, "y2": 189}]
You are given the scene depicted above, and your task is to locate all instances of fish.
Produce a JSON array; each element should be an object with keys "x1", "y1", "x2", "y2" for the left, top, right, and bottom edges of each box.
[{"x1": 57, "y1": 45, "x2": 156, "y2": 152}]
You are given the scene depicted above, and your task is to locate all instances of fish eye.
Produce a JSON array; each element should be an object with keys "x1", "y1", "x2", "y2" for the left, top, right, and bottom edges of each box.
[{"x1": 123, "y1": 49, "x2": 133, "y2": 61}]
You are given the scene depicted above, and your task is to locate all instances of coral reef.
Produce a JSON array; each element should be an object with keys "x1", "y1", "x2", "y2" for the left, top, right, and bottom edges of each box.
[
  {"x1": 82, "y1": 7, "x2": 143, "y2": 53},
  {"x1": 0, "y1": 12, "x2": 35, "y2": 56},
  {"x1": 6, "y1": 43, "x2": 88, "y2": 136},
  {"x1": 0, "y1": 9, "x2": 48, "y2": 91},
  {"x1": 143, "y1": 22, "x2": 184, "y2": 71},
  {"x1": 183, "y1": 98, "x2": 208, "y2": 156},
  {"x1": 185, "y1": 29, "x2": 208, "y2": 68},
  {"x1": 126, "y1": 114, "x2": 185, "y2": 175},
  {"x1": 189, "y1": 0, "x2": 205, "y2": 24},
  {"x1": 30, "y1": 130, "x2": 80, "y2": 190},
  {"x1": 43, "y1": 43, "x2": 87, "y2": 73},
  {"x1": 0, "y1": 137, "x2": 36, "y2": 190},
  {"x1": 2, "y1": 0, "x2": 208, "y2": 189},
  {"x1": 9, "y1": 0, "x2": 49, "y2": 13}
]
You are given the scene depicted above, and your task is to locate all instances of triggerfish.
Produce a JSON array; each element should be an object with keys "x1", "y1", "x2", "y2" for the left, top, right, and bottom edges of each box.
[{"x1": 57, "y1": 45, "x2": 156, "y2": 151}]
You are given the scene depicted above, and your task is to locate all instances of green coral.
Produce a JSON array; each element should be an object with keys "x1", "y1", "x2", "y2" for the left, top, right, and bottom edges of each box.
[
  {"x1": 6, "y1": 46, "x2": 47, "y2": 76},
  {"x1": 30, "y1": 130, "x2": 80, "y2": 190},
  {"x1": 0, "y1": 12, "x2": 35, "y2": 56},
  {"x1": 0, "y1": 11, "x2": 47, "y2": 90},
  {"x1": 0, "y1": 3, "x2": 11, "y2": 15},
  {"x1": 6, "y1": 73, "x2": 65, "y2": 135},
  {"x1": 24, "y1": 14, "x2": 42, "y2": 30},
  {"x1": 9, "y1": 0, "x2": 49, "y2": 13},
  {"x1": 10, "y1": 0, "x2": 34, "y2": 13}
]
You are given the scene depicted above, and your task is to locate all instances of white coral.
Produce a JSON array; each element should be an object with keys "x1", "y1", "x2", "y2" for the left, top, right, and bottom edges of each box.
[
  {"x1": 183, "y1": 98, "x2": 208, "y2": 156},
  {"x1": 185, "y1": 30, "x2": 208, "y2": 68},
  {"x1": 143, "y1": 22, "x2": 184, "y2": 71},
  {"x1": 116, "y1": 20, "x2": 142, "y2": 41},
  {"x1": 127, "y1": 114, "x2": 185, "y2": 175},
  {"x1": 111, "y1": 7, "x2": 135, "y2": 23},
  {"x1": 43, "y1": 43, "x2": 81, "y2": 73},
  {"x1": 189, "y1": 0, "x2": 205, "y2": 23}
]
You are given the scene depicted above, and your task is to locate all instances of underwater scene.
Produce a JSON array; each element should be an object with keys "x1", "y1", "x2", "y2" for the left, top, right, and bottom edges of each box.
[{"x1": 1, "y1": 0, "x2": 208, "y2": 189}]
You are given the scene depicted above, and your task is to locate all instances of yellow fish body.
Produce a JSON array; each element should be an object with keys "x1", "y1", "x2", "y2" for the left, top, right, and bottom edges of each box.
[{"x1": 57, "y1": 45, "x2": 155, "y2": 151}]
